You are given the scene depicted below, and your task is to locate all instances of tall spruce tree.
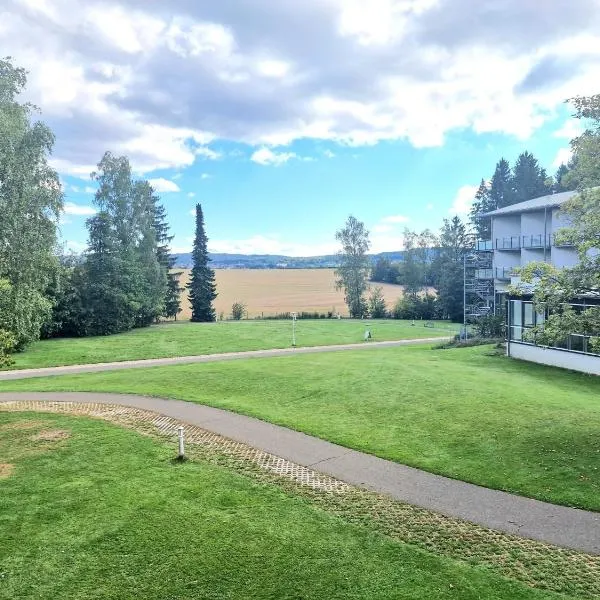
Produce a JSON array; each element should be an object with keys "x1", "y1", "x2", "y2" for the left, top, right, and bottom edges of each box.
[
  {"x1": 470, "y1": 179, "x2": 493, "y2": 239},
  {"x1": 512, "y1": 151, "x2": 550, "y2": 203},
  {"x1": 188, "y1": 203, "x2": 217, "y2": 322},
  {"x1": 153, "y1": 203, "x2": 182, "y2": 320},
  {"x1": 489, "y1": 158, "x2": 515, "y2": 208},
  {"x1": 0, "y1": 58, "x2": 64, "y2": 349}
]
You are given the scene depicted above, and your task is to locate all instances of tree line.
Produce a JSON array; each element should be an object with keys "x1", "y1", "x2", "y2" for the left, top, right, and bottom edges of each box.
[
  {"x1": 0, "y1": 58, "x2": 216, "y2": 365},
  {"x1": 470, "y1": 151, "x2": 577, "y2": 240},
  {"x1": 337, "y1": 217, "x2": 469, "y2": 322}
]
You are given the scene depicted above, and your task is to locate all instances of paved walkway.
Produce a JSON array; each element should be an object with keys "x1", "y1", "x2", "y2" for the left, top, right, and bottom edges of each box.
[
  {"x1": 0, "y1": 337, "x2": 448, "y2": 380},
  {"x1": 1, "y1": 391, "x2": 598, "y2": 554}
]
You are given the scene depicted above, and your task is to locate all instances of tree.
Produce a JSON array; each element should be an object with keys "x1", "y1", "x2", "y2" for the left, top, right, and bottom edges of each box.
[
  {"x1": 371, "y1": 256, "x2": 400, "y2": 284},
  {"x1": 367, "y1": 286, "x2": 387, "y2": 318},
  {"x1": 470, "y1": 179, "x2": 493, "y2": 239},
  {"x1": 553, "y1": 164, "x2": 574, "y2": 193},
  {"x1": 231, "y1": 301, "x2": 246, "y2": 320},
  {"x1": 0, "y1": 58, "x2": 63, "y2": 349},
  {"x1": 518, "y1": 94, "x2": 600, "y2": 351},
  {"x1": 188, "y1": 203, "x2": 217, "y2": 322},
  {"x1": 512, "y1": 151, "x2": 551, "y2": 204},
  {"x1": 435, "y1": 217, "x2": 471, "y2": 322},
  {"x1": 68, "y1": 153, "x2": 167, "y2": 336},
  {"x1": 153, "y1": 203, "x2": 182, "y2": 320},
  {"x1": 489, "y1": 158, "x2": 515, "y2": 209},
  {"x1": 335, "y1": 216, "x2": 371, "y2": 318},
  {"x1": 400, "y1": 229, "x2": 438, "y2": 296}
]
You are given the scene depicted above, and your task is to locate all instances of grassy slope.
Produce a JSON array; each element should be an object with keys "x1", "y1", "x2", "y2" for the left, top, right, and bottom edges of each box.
[
  {"x1": 0, "y1": 412, "x2": 561, "y2": 600},
  {"x1": 2, "y1": 346, "x2": 599, "y2": 511},
  {"x1": 7, "y1": 319, "x2": 457, "y2": 370}
]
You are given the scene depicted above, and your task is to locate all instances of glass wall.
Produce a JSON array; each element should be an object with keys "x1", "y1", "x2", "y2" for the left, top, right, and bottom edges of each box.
[{"x1": 508, "y1": 299, "x2": 598, "y2": 356}]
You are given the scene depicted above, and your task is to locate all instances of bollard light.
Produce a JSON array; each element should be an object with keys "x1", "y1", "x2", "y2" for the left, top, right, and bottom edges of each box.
[{"x1": 177, "y1": 426, "x2": 185, "y2": 459}]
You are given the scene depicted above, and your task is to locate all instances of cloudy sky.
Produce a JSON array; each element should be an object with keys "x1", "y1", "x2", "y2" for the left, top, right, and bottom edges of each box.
[{"x1": 4, "y1": 0, "x2": 600, "y2": 255}]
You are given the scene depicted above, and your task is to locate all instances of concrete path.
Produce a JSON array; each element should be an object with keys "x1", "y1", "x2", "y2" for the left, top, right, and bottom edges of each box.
[
  {"x1": 0, "y1": 337, "x2": 447, "y2": 380},
  {"x1": 1, "y1": 391, "x2": 598, "y2": 555}
]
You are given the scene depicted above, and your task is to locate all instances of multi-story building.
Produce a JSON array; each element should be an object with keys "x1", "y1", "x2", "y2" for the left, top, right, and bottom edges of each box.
[
  {"x1": 474, "y1": 190, "x2": 578, "y2": 312},
  {"x1": 474, "y1": 190, "x2": 600, "y2": 375}
]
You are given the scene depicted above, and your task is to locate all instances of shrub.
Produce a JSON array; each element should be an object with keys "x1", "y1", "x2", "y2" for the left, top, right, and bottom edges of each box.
[
  {"x1": 368, "y1": 287, "x2": 387, "y2": 318},
  {"x1": 231, "y1": 302, "x2": 246, "y2": 320},
  {"x1": 0, "y1": 329, "x2": 16, "y2": 368},
  {"x1": 473, "y1": 315, "x2": 505, "y2": 339}
]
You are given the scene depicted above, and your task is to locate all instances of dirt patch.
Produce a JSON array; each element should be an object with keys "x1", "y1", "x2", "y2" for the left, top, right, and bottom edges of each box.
[
  {"x1": 0, "y1": 420, "x2": 49, "y2": 431},
  {"x1": 29, "y1": 429, "x2": 71, "y2": 442},
  {"x1": 0, "y1": 463, "x2": 14, "y2": 478}
]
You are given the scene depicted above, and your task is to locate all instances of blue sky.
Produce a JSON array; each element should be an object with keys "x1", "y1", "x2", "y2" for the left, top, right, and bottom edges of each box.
[{"x1": 6, "y1": 0, "x2": 599, "y2": 255}]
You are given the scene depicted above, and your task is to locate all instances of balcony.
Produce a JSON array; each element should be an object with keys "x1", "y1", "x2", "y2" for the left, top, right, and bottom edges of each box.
[
  {"x1": 552, "y1": 233, "x2": 577, "y2": 248},
  {"x1": 522, "y1": 234, "x2": 551, "y2": 249},
  {"x1": 495, "y1": 236, "x2": 521, "y2": 251},
  {"x1": 475, "y1": 268, "x2": 494, "y2": 279},
  {"x1": 476, "y1": 240, "x2": 493, "y2": 252},
  {"x1": 495, "y1": 267, "x2": 517, "y2": 280}
]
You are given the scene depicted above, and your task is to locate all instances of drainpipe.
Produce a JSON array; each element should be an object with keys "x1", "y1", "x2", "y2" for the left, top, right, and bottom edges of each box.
[
  {"x1": 543, "y1": 207, "x2": 548, "y2": 263},
  {"x1": 506, "y1": 298, "x2": 511, "y2": 357}
]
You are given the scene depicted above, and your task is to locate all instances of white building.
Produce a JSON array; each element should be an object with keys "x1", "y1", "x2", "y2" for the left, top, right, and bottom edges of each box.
[
  {"x1": 477, "y1": 190, "x2": 600, "y2": 375},
  {"x1": 481, "y1": 190, "x2": 578, "y2": 302}
]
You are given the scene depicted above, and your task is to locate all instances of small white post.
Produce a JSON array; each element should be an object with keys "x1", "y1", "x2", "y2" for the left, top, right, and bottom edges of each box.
[
  {"x1": 177, "y1": 426, "x2": 185, "y2": 459},
  {"x1": 291, "y1": 312, "x2": 297, "y2": 347}
]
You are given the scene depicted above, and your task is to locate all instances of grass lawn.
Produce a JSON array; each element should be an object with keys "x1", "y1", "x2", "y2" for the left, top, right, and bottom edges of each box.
[
  {"x1": 5, "y1": 319, "x2": 458, "y2": 370},
  {"x1": 0, "y1": 412, "x2": 562, "y2": 600},
  {"x1": 2, "y1": 345, "x2": 599, "y2": 511}
]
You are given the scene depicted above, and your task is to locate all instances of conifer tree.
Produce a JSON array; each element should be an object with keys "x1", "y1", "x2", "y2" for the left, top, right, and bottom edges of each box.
[
  {"x1": 512, "y1": 151, "x2": 550, "y2": 203},
  {"x1": 489, "y1": 158, "x2": 515, "y2": 208},
  {"x1": 153, "y1": 203, "x2": 182, "y2": 320},
  {"x1": 187, "y1": 203, "x2": 217, "y2": 322},
  {"x1": 470, "y1": 178, "x2": 493, "y2": 239}
]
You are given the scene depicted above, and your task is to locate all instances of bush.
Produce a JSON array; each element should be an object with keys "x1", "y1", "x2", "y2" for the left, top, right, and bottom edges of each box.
[
  {"x1": 391, "y1": 294, "x2": 438, "y2": 320},
  {"x1": 473, "y1": 315, "x2": 505, "y2": 339},
  {"x1": 231, "y1": 302, "x2": 246, "y2": 320},
  {"x1": 0, "y1": 328, "x2": 16, "y2": 367},
  {"x1": 368, "y1": 287, "x2": 387, "y2": 318},
  {"x1": 434, "y1": 337, "x2": 504, "y2": 350}
]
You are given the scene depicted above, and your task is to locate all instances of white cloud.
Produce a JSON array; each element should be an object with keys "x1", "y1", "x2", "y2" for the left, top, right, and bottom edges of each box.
[
  {"x1": 208, "y1": 235, "x2": 338, "y2": 256},
  {"x1": 381, "y1": 214, "x2": 410, "y2": 224},
  {"x1": 257, "y1": 59, "x2": 291, "y2": 78},
  {"x1": 449, "y1": 184, "x2": 479, "y2": 216},
  {"x1": 552, "y1": 147, "x2": 573, "y2": 167},
  {"x1": 148, "y1": 177, "x2": 181, "y2": 192},
  {"x1": 200, "y1": 173, "x2": 212, "y2": 180},
  {"x1": 63, "y1": 201, "x2": 97, "y2": 216},
  {"x1": 187, "y1": 192, "x2": 196, "y2": 198},
  {"x1": 251, "y1": 147, "x2": 297, "y2": 166},
  {"x1": 554, "y1": 119, "x2": 584, "y2": 140},
  {"x1": 426, "y1": 203, "x2": 434, "y2": 210},
  {"x1": 6, "y1": 0, "x2": 600, "y2": 175},
  {"x1": 64, "y1": 240, "x2": 87, "y2": 253},
  {"x1": 189, "y1": 209, "x2": 196, "y2": 217},
  {"x1": 323, "y1": 149, "x2": 336, "y2": 158},
  {"x1": 373, "y1": 224, "x2": 393, "y2": 233},
  {"x1": 84, "y1": 186, "x2": 95, "y2": 194}
]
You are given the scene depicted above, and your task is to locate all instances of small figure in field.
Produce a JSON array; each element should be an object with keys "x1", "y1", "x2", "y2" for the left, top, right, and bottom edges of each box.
[{"x1": 364, "y1": 329, "x2": 372, "y2": 341}]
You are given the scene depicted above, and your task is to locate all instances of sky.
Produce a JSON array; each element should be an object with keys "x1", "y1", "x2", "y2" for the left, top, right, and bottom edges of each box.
[{"x1": 3, "y1": 0, "x2": 600, "y2": 256}]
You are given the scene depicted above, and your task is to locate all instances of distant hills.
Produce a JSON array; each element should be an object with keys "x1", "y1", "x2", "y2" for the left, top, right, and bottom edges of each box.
[{"x1": 173, "y1": 251, "x2": 407, "y2": 269}]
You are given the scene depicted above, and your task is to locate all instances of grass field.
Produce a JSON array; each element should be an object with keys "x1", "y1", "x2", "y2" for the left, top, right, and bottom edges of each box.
[
  {"x1": 177, "y1": 268, "x2": 412, "y2": 318},
  {"x1": 6, "y1": 319, "x2": 457, "y2": 370},
  {"x1": 3, "y1": 345, "x2": 599, "y2": 511},
  {"x1": 0, "y1": 411, "x2": 576, "y2": 599}
]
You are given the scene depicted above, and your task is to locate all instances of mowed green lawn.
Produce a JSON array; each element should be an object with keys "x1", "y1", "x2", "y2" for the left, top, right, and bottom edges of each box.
[
  {"x1": 0, "y1": 413, "x2": 558, "y2": 600},
  {"x1": 2, "y1": 346, "x2": 599, "y2": 511},
  {"x1": 5, "y1": 319, "x2": 458, "y2": 370}
]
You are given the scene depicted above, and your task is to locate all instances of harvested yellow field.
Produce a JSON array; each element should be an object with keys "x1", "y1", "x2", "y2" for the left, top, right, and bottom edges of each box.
[{"x1": 176, "y1": 268, "x2": 407, "y2": 319}]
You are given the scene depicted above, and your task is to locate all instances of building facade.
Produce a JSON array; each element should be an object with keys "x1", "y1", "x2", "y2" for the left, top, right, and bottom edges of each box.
[
  {"x1": 475, "y1": 190, "x2": 578, "y2": 313},
  {"x1": 475, "y1": 190, "x2": 600, "y2": 375}
]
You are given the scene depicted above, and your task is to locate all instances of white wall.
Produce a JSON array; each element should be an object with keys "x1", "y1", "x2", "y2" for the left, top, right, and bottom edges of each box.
[
  {"x1": 551, "y1": 247, "x2": 579, "y2": 268},
  {"x1": 509, "y1": 342, "x2": 600, "y2": 375},
  {"x1": 521, "y1": 210, "x2": 549, "y2": 238},
  {"x1": 493, "y1": 215, "x2": 521, "y2": 246}
]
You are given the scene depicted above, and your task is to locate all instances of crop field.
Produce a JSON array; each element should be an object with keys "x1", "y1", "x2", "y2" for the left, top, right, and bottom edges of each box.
[{"x1": 176, "y1": 268, "x2": 409, "y2": 319}]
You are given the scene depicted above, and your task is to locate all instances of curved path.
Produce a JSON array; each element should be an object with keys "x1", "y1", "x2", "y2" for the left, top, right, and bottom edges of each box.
[
  {"x1": 1, "y1": 391, "x2": 598, "y2": 554},
  {"x1": 0, "y1": 337, "x2": 447, "y2": 381}
]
